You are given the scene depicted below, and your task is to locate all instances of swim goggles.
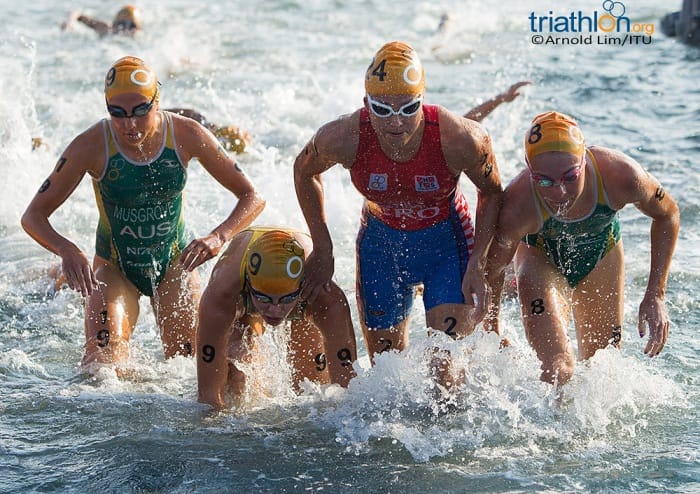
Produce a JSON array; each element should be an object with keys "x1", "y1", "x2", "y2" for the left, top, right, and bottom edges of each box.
[
  {"x1": 367, "y1": 94, "x2": 422, "y2": 118},
  {"x1": 529, "y1": 163, "x2": 583, "y2": 188},
  {"x1": 106, "y1": 90, "x2": 157, "y2": 119},
  {"x1": 248, "y1": 283, "x2": 301, "y2": 305},
  {"x1": 245, "y1": 272, "x2": 301, "y2": 305},
  {"x1": 114, "y1": 21, "x2": 138, "y2": 32}
]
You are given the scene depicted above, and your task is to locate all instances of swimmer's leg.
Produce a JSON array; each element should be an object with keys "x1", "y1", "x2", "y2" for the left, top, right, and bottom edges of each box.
[
  {"x1": 82, "y1": 257, "x2": 140, "y2": 373},
  {"x1": 515, "y1": 245, "x2": 575, "y2": 385},
  {"x1": 289, "y1": 318, "x2": 329, "y2": 391},
  {"x1": 152, "y1": 263, "x2": 200, "y2": 358},
  {"x1": 573, "y1": 241, "x2": 625, "y2": 359}
]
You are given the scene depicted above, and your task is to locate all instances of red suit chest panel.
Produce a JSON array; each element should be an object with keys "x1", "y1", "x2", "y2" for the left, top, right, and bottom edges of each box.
[{"x1": 350, "y1": 105, "x2": 459, "y2": 230}]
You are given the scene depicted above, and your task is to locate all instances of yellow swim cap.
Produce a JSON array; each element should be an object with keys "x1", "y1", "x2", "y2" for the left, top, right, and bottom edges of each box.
[
  {"x1": 365, "y1": 41, "x2": 425, "y2": 96},
  {"x1": 214, "y1": 126, "x2": 249, "y2": 154},
  {"x1": 246, "y1": 230, "x2": 305, "y2": 294},
  {"x1": 104, "y1": 56, "x2": 158, "y2": 101},
  {"x1": 113, "y1": 5, "x2": 142, "y2": 30},
  {"x1": 524, "y1": 111, "x2": 585, "y2": 162}
]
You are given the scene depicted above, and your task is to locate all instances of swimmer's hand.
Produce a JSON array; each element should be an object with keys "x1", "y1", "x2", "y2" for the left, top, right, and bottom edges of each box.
[
  {"x1": 60, "y1": 246, "x2": 98, "y2": 297},
  {"x1": 181, "y1": 232, "x2": 226, "y2": 271},
  {"x1": 500, "y1": 81, "x2": 532, "y2": 102},
  {"x1": 299, "y1": 250, "x2": 334, "y2": 304},
  {"x1": 61, "y1": 11, "x2": 80, "y2": 31},
  {"x1": 638, "y1": 294, "x2": 670, "y2": 358},
  {"x1": 461, "y1": 264, "x2": 490, "y2": 327}
]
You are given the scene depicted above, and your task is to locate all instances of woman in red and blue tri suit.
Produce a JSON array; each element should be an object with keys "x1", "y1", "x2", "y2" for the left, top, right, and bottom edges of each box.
[{"x1": 294, "y1": 41, "x2": 504, "y2": 367}]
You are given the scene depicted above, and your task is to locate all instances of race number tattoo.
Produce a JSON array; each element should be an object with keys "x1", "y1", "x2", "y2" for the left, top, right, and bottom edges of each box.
[
  {"x1": 531, "y1": 298, "x2": 545, "y2": 315},
  {"x1": 55, "y1": 157, "x2": 67, "y2": 173},
  {"x1": 314, "y1": 353, "x2": 327, "y2": 371},
  {"x1": 480, "y1": 153, "x2": 493, "y2": 178},
  {"x1": 655, "y1": 187, "x2": 665, "y2": 201},
  {"x1": 96, "y1": 329, "x2": 110, "y2": 348},
  {"x1": 201, "y1": 345, "x2": 216, "y2": 363},
  {"x1": 337, "y1": 348, "x2": 353, "y2": 367},
  {"x1": 610, "y1": 325, "x2": 622, "y2": 346},
  {"x1": 378, "y1": 337, "x2": 392, "y2": 353},
  {"x1": 315, "y1": 350, "x2": 353, "y2": 370},
  {"x1": 443, "y1": 316, "x2": 458, "y2": 338},
  {"x1": 38, "y1": 179, "x2": 51, "y2": 193},
  {"x1": 183, "y1": 341, "x2": 193, "y2": 356}
]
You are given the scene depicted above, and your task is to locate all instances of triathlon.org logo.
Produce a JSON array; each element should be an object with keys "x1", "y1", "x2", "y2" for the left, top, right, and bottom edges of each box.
[{"x1": 529, "y1": 1, "x2": 654, "y2": 46}]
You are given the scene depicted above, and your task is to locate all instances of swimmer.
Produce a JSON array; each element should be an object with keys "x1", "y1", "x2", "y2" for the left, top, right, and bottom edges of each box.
[
  {"x1": 21, "y1": 56, "x2": 265, "y2": 375},
  {"x1": 197, "y1": 228, "x2": 358, "y2": 409},
  {"x1": 165, "y1": 108, "x2": 253, "y2": 154},
  {"x1": 483, "y1": 111, "x2": 680, "y2": 385},
  {"x1": 293, "y1": 41, "x2": 504, "y2": 387},
  {"x1": 62, "y1": 4, "x2": 143, "y2": 37},
  {"x1": 464, "y1": 81, "x2": 532, "y2": 122}
]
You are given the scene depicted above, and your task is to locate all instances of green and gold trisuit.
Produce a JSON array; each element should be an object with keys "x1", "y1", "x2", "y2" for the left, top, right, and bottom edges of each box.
[
  {"x1": 93, "y1": 112, "x2": 188, "y2": 296},
  {"x1": 523, "y1": 149, "x2": 621, "y2": 287}
]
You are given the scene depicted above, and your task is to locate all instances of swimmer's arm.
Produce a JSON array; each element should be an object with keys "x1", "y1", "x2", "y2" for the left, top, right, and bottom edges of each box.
[
  {"x1": 196, "y1": 320, "x2": 228, "y2": 409},
  {"x1": 293, "y1": 133, "x2": 335, "y2": 256},
  {"x1": 175, "y1": 117, "x2": 265, "y2": 270},
  {"x1": 293, "y1": 114, "x2": 358, "y2": 301},
  {"x1": 74, "y1": 14, "x2": 111, "y2": 36},
  {"x1": 599, "y1": 146, "x2": 680, "y2": 356},
  {"x1": 21, "y1": 126, "x2": 103, "y2": 296},
  {"x1": 443, "y1": 114, "x2": 504, "y2": 315},
  {"x1": 482, "y1": 232, "x2": 520, "y2": 334},
  {"x1": 307, "y1": 283, "x2": 358, "y2": 387},
  {"x1": 483, "y1": 178, "x2": 534, "y2": 333},
  {"x1": 197, "y1": 278, "x2": 239, "y2": 409},
  {"x1": 464, "y1": 81, "x2": 531, "y2": 122},
  {"x1": 629, "y1": 164, "x2": 680, "y2": 357},
  {"x1": 634, "y1": 175, "x2": 680, "y2": 299},
  {"x1": 21, "y1": 153, "x2": 88, "y2": 256}
]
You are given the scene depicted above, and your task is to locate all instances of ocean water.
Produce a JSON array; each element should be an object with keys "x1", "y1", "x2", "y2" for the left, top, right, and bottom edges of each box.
[{"x1": 1, "y1": 1, "x2": 698, "y2": 492}]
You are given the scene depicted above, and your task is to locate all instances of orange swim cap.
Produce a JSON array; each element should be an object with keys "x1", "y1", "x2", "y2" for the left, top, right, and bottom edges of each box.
[
  {"x1": 524, "y1": 111, "x2": 585, "y2": 162},
  {"x1": 104, "y1": 56, "x2": 158, "y2": 101},
  {"x1": 213, "y1": 126, "x2": 250, "y2": 153},
  {"x1": 246, "y1": 230, "x2": 305, "y2": 294},
  {"x1": 113, "y1": 5, "x2": 143, "y2": 30},
  {"x1": 365, "y1": 41, "x2": 425, "y2": 96}
]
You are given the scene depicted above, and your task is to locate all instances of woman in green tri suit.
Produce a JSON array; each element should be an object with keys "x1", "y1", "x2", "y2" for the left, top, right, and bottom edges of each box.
[
  {"x1": 22, "y1": 56, "x2": 265, "y2": 375},
  {"x1": 483, "y1": 111, "x2": 679, "y2": 385}
]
